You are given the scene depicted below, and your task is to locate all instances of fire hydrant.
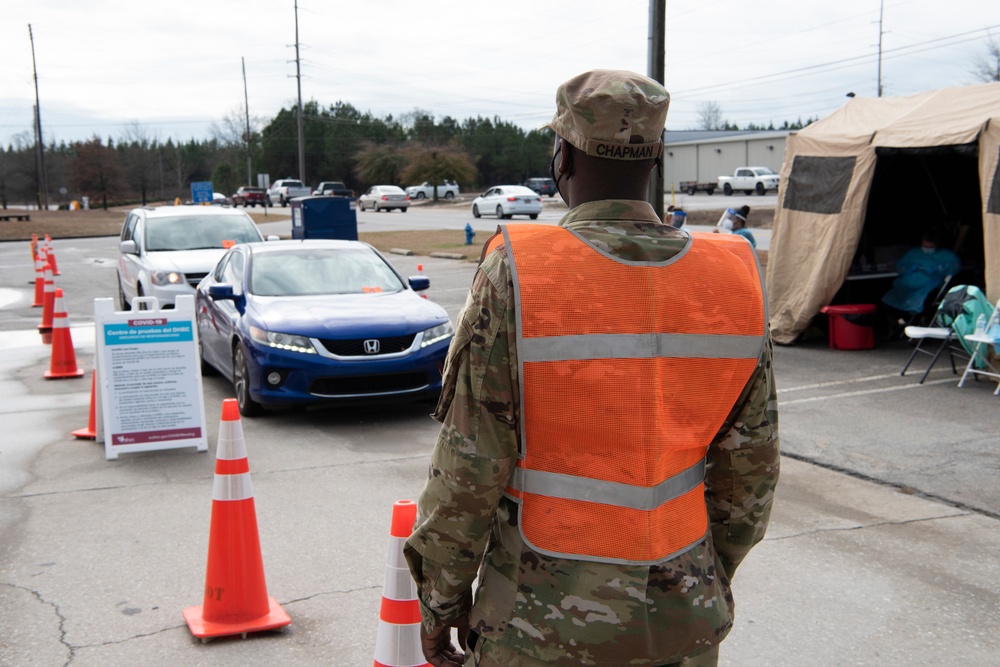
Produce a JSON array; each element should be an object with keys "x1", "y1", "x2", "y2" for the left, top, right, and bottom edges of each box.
[{"x1": 464, "y1": 223, "x2": 476, "y2": 245}]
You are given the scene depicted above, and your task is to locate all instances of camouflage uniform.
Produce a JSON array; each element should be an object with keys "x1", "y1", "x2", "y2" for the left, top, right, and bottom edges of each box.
[{"x1": 404, "y1": 199, "x2": 780, "y2": 666}]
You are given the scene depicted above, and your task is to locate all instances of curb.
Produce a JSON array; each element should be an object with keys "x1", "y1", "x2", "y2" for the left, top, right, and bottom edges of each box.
[
  {"x1": 389, "y1": 248, "x2": 413, "y2": 256},
  {"x1": 429, "y1": 251, "x2": 467, "y2": 260}
]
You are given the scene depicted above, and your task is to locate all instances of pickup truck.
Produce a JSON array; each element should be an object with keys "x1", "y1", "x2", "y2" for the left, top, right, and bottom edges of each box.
[
  {"x1": 313, "y1": 181, "x2": 354, "y2": 198},
  {"x1": 231, "y1": 186, "x2": 267, "y2": 207},
  {"x1": 266, "y1": 178, "x2": 311, "y2": 206},
  {"x1": 717, "y1": 167, "x2": 780, "y2": 196},
  {"x1": 405, "y1": 181, "x2": 459, "y2": 200}
]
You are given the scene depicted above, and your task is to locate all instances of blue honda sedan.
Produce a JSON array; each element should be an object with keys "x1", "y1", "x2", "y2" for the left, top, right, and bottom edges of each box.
[{"x1": 195, "y1": 240, "x2": 454, "y2": 416}]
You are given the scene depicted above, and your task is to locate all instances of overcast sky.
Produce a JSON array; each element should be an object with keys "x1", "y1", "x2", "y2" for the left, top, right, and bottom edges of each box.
[{"x1": 2, "y1": 0, "x2": 998, "y2": 148}]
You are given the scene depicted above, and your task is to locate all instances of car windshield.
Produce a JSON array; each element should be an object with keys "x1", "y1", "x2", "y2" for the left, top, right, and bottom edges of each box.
[
  {"x1": 755, "y1": 167, "x2": 776, "y2": 175},
  {"x1": 283, "y1": 180, "x2": 304, "y2": 187},
  {"x1": 249, "y1": 248, "x2": 405, "y2": 296},
  {"x1": 144, "y1": 215, "x2": 262, "y2": 251}
]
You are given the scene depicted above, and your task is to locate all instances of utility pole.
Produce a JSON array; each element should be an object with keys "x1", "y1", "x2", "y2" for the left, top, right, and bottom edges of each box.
[
  {"x1": 877, "y1": 0, "x2": 885, "y2": 97},
  {"x1": 294, "y1": 0, "x2": 305, "y2": 183},
  {"x1": 647, "y1": 0, "x2": 665, "y2": 222},
  {"x1": 28, "y1": 24, "x2": 49, "y2": 211},
  {"x1": 242, "y1": 56, "x2": 252, "y2": 186}
]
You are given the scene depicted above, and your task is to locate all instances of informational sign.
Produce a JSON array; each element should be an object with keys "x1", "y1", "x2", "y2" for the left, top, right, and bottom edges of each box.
[
  {"x1": 94, "y1": 295, "x2": 207, "y2": 460},
  {"x1": 257, "y1": 173, "x2": 270, "y2": 189},
  {"x1": 191, "y1": 181, "x2": 214, "y2": 204}
]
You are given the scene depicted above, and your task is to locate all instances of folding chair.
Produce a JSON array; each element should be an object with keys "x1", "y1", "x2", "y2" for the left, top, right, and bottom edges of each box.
[
  {"x1": 899, "y1": 285, "x2": 989, "y2": 384},
  {"x1": 900, "y1": 274, "x2": 953, "y2": 332}
]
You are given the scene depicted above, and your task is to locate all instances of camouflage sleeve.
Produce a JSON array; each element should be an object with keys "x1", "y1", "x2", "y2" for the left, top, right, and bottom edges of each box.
[
  {"x1": 704, "y1": 334, "x2": 780, "y2": 579},
  {"x1": 404, "y1": 248, "x2": 519, "y2": 630}
]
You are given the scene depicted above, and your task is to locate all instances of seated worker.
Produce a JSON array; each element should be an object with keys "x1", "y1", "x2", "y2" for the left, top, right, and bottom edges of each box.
[{"x1": 881, "y1": 230, "x2": 961, "y2": 315}]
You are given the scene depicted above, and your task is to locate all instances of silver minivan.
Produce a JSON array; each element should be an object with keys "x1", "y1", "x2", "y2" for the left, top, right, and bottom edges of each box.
[{"x1": 117, "y1": 205, "x2": 269, "y2": 310}]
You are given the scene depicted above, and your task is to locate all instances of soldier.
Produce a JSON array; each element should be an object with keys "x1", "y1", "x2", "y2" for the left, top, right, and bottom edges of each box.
[{"x1": 405, "y1": 69, "x2": 779, "y2": 667}]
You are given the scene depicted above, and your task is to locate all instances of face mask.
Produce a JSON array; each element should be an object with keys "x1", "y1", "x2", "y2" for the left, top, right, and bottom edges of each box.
[{"x1": 921, "y1": 246, "x2": 935, "y2": 254}]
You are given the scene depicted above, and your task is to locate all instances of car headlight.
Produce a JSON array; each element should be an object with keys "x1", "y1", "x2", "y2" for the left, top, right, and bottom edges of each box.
[
  {"x1": 420, "y1": 321, "x2": 454, "y2": 348},
  {"x1": 150, "y1": 270, "x2": 186, "y2": 286},
  {"x1": 249, "y1": 326, "x2": 317, "y2": 354}
]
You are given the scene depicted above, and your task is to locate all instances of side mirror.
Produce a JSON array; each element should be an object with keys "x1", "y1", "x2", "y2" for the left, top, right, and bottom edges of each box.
[
  {"x1": 208, "y1": 283, "x2": 238, "y2": 300},
  {"x1": 408, "y1": 276, "x2": 430, "y2": 292},
  {"x1": 119, "y1": 240, "x2": 138, "y2": 255}
]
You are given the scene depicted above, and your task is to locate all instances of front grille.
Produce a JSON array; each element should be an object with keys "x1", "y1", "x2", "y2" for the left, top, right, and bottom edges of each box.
[
  {"x1": 186, "y1": 272, "x2": 209, "y2": 287},
  {"x1": 318, "y1": 334, "x2": 415, "y2": 357},
  {"x1": 310, "y1": 372, "x2": 428, "y2": 396}
]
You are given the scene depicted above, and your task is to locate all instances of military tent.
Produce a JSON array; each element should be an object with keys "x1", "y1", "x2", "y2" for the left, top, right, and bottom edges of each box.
[{"x1": 766, "y1": 81, "x2": 1000, "y2": 344}]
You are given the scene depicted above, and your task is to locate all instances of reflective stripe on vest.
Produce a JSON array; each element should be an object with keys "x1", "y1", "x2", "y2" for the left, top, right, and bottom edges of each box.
[{"x1": 493, "y1": 224, "x2": 766, "y2": 566}]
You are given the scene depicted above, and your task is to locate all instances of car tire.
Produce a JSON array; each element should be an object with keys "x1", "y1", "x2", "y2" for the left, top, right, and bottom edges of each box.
[
  {"x1": 375, "y1": 204, "x2": 381, "y2": 212},
  {"x1": 401, "y1": 207, "x2": 408, "y2": 213},
  {"x1": 233, "y1": 344, "x2": 264, "y2": 417},
  {"x1": 687, "y1": 186, "x2": 697, "y2": 196},
  {"x1": 706, "y1": 188, "x2": 715, "y2": 195},
  {"x1": 358, "y1": 201, "x2": 365, "y2": 211},
  {"x1": 118, "y1": 278, "x2": 131, "y2": 311},
  {"x1": 496, "y1": 205, "x2": 504, "y2": 219},
  {"x1": 445, "y1": 191, "x2": 454, "y2": 199},
  {"x1": 416, "y1": 192, "x2": 425, "y2": 199},
  {"x1": 530, "y1": 214, "x2": 538, "y2": 220},
  {"x1": 743, "y1": 190, "x2": 752, "y2": 196},
  {"x1": 135, "y1": 283, "x2": 147, "y2": 311},
  {"x1": 472, "y1": 205, "x2": 481, "y2": 218},
  {"x1": 548, "y1": 193, "x2": 555, "y2": 198},
  {"x1": 281, "y1": 196, "x2": 288, "y2": 207},
  {"x1": 756, "y1": 182, "x2": 766, "y2": 196},
  {"x1": 723, "y1": 183, "x2": 733, "y2": 196}
]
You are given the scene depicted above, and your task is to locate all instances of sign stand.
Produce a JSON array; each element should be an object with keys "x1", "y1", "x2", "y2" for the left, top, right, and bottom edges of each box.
[{"x1": 94, "y1": 295, "x2": 208, "y2": 460}]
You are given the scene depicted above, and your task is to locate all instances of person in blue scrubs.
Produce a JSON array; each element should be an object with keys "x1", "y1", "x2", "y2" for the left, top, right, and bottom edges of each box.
[{"x1": 881, "y1": 230, "x2": 961, "y2": 315}]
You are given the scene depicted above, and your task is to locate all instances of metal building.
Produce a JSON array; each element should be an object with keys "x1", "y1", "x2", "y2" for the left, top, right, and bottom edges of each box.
[{"x1": 663, "y1": 130, "x2": 791, "y2": 193}]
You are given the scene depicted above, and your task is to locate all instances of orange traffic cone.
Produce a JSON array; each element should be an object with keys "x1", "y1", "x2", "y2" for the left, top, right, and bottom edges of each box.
[
  {"x1": 31, "y1": 254, "x2": 45, "y2": 307},
  {"x1": 373, "y1": 500, "x2": 429, "y2": 667},
  {"x1": 37, "y1": 265, "x2": 56, "y2": 344},
  {"x1": 44, "y1": 289, "x2": 85, "y2": 380},
  {"x1": 72, "y1": 371, "x2": 98, "y2": 439},
  {"x1": 30, "y1": 233, "x2": 38, "y2": 263},
  {"x1": 44, "y1": 234, "x2": 60, "y2": 275},
  {"x1": 183, "y1": 399, "x2": 290, "y2": 640}
]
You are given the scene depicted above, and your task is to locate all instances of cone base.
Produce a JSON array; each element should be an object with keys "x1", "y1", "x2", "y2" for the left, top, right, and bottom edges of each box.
[
  {"x1": 44, "y1": 369, "x2": 85, "y2": 380},
  {"x1": 71, "y1": 427, "x2": 96, "y2": 440},
  {"x1": 183, "y1": 596, "x2": 291, "y2": 639}
]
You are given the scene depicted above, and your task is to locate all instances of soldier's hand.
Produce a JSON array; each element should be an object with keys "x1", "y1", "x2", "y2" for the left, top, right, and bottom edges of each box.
[{"x1": 420, "y1": 619, "x2": 470, "y2": 667}]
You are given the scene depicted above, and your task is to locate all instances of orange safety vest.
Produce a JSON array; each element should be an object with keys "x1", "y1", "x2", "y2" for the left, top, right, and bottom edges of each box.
[{"x1": 486, "y1": 224, "x2": 766, "y2": 565}]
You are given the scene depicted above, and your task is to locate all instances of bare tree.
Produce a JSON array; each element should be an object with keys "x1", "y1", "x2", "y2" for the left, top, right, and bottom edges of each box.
[
  {"x1": 120, "y1": 121, "x2": 160, "y2": 205},
  {"x1": 971, "y1": 34, "x2": 1000, "y2": 83},
  {"x1": 696, "y1": 101, "x2": 724, "y2": 130}
]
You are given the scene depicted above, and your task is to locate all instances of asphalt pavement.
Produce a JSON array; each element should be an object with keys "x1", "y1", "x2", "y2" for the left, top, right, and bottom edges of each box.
[{"x1": 0, "y1": 227, "x2": 997, "y2": 666}]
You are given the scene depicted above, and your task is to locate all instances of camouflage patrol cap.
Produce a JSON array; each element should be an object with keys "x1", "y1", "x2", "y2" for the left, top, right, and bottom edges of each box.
[{"x1": 545, "y1": 69, "x2": 669, "y2": 161}]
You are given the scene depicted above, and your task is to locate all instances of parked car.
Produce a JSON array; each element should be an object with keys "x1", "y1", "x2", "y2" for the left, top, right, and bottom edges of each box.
[
  {"x1": 405, "y1": 181, "x2": 459, "y2": 200},
  {"x1": 211, "y1": 192, "x2": 231, "y2": 206},
  {"x1": 232, "y1": 186, "x2": 267, "y2": 207},
  {"x1": 523, "y1": 177, "x2": 557, "y2": 197},
  {"x1": 117, "y1": 205, "x2": 272, "y2": 311},
  {"x1": 358, "y1": 185, "x2": 410, "y2": 212},
  {"x1": 313, "y1": 181, "x2": 355, "y2": 198},
  {"x1": 471, "y1": 185, "x2": 543, "y2": 220},
  {"x1": 195, "y1": 239, "x2": 454, "y2": 416},
  {"x1": 266, "y1": 178, "x2": 311, "y2": 206}
]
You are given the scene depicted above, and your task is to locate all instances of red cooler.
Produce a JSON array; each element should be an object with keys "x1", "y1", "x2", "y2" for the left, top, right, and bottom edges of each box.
[{"x1": 819, "y1": 304, "x2": 876, "y2": 350}]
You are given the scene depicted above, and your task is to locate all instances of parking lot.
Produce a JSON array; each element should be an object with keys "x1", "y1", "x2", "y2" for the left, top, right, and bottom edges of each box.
[{"x1": 1, "y1": 226, "x2": 998, "y2": 666}]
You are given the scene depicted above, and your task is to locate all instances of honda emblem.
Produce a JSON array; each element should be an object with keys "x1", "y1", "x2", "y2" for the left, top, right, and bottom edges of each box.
[{"x1": 363, "y1": 339, "x2": 380, "y2": 354}]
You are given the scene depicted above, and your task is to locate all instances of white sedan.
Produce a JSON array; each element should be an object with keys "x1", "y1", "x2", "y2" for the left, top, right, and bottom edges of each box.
[
  {"x1": 471, "y1": 185, "x2": 542, "y2": 220},
  {"x1": 358, "y1": 185, "x2": 410, "y2": 212}
]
